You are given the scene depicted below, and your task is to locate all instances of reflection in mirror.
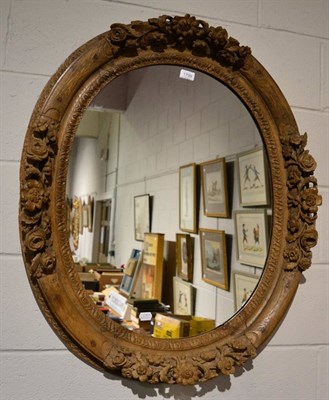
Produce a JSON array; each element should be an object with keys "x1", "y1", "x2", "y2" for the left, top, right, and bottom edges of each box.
[{"x1": 66, "y1": 65, "x2": 271, "y2": 336}]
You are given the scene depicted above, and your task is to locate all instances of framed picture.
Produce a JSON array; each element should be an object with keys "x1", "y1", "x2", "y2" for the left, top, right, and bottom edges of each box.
[
  {"x1": 87, "y1": 196, "x2": 94, "y2": 232},
  {"x1": 237, "y1": 147, "x2": 269, "y2": 206},
  {"x1": 200, "y1": 228, "x2": 229, "y2": 291},
  {"x1": 201, "y1": 158, "x2": 229, "y2": 217},
  {"x1": 234, "y1": 209, "x2": 269, "y2": 268},
  {"x1": 132, "y1": 233, "x2": 165, "y2": 300},
  {"x1": 179, "y1": 163, "x2": 197, "y2": 233},
  {"x1": 134, "y1": 194, "x2": 151, "y2": 241},
  {"x1": 233, "y1": 272, "x2": 259, "y2": 311},
  {"x1": 119, "y1": 249, "x2": 142, "y2": 297},
  {"x1": 176, "y1": 233, "x2": 193, "y2": 282},
  {"x1": 173, "y1": 277, "x2": 194, "y2": 315},
  {"x1": 82, "y1": 201, "x2": 88, "y2": 228}
]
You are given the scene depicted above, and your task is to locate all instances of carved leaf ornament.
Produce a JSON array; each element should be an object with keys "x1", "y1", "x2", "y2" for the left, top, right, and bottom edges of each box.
[{"x1": 19, "y1": 15, "x2": 321, "y2": 384}]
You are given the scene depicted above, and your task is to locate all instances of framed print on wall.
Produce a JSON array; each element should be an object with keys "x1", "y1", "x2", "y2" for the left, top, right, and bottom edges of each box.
[
  {"x1": 134, "y1": 194, "x2": 151, "y2": 241},
  {"x1": 201, "y1": 158, "x2": 229, "y2": 217},
  {"x1": 179, "y1": 163, "x2": 197, "y2": 233},
  {"x1": 233, "y1": 272, "x2": 260, "y2": 311},
  {"x1": 173, "y1": 277, "x2": 194, "y2": 315},
  {"x1": 237, "y1": 146, "x2": 269, "y2": 206},
  {"x1": 200, "y1": 228, "x2": 229, "y2": 291},
  {"x1": 176, "y1": 233, "x2": 193, "y2": 282},
  {"x1": 234, "y1": 209, "x2": 269, "y2": 268}
]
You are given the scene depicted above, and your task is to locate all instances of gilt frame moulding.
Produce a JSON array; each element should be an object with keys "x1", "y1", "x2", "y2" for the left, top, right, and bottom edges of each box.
[{"x1": 19, "y1": 14, "x2": 321, "y2": 385}]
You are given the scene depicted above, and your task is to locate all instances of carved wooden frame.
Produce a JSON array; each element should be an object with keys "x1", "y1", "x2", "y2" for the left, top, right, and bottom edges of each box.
[{"x1": 19, "y1": 15, "x2": 321, "y2": 385}]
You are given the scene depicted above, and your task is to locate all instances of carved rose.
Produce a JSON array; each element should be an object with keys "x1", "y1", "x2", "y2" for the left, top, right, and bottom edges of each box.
[
  {"x1": 287, "y1": 165, "x2": 302, "y2": 188},
  {"x1": 298, "y1": 150, "x2": 316, "y2": 173},
  {"x1": 25, "y1": 228, "x2": 46, "y2": 252},
  {"x1": 284, "y1": 245, "x2": 301, "y2": 270},
  {"x1": 21, "y1": 180, "x2": 44, "y2": 212},
  {"x1": 210, "y1": 26, "x2": 228, "y2": 47},
  {"x1": 26, "y1": 137, "x2": 49, "y2": 162},
  {"x1": 131, "y1": 361, "x2": 153, "y2": 382},
  {"x1": 301, "y1": 228, "x2": 318, "y2": 251},
  {"x1": 299, "y1": 255, "x2": 312, "y2": 271},
  {"x1": 174, "y1": 362, "x2": 200, "y2": 385},
  {"x1": 217, "y1": 356, "x2": 235, "y2": 375},
  {"x1": 148, "y1": 32, "x2": 168, "y2": 48},
  {"x1": 301, "y1": 187, "x2": 321, "y2": 214},
  {"x1": 109, "y1": 25, "x2": 127, "y2": 44},
  {"x1": 172, "y1": 14, "x2": 199, "y2": 39},
  {"x1": 38, "y1": 249, "x2": 56, "y2": 274}
]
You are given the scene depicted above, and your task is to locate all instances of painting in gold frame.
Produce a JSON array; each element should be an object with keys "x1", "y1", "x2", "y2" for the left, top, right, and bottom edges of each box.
[
  {"x1": 200, "y1": 228, "x2": 228, "y2": 291},
  {"x1": 201, "y1": 158, "x2": 229, "y2": 217},
  {"x1": 179, "y1": 163, "x2": 197, "y2": 233}
]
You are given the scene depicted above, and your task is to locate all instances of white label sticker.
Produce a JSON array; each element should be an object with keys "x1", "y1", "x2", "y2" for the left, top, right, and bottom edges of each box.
[{"x1": 179, "y1": 69, "x2": 195, "y2": 81}]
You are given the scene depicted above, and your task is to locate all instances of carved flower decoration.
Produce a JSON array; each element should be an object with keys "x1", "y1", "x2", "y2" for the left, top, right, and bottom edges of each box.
[
  {"x1": 40, "y1": 249, "x2": 56, "y2": 274},
  {"x1": 26, "y1": 137, "x2": 49, "y2": 162},
  {"x1": 172, "y1": 14, "x2": 199, "y2": 40},
  {"x1": 290, "y1": 132, "x2": 307, "y2": 149},
  {"x1": 174, "y1": 362, "x2": 200, "y2": 385},
  {"x1": 131, "y1": 361, "x2": 153, "y2": 382},
  {"x1": 301, "y1": 187, "x2": 321, "y2": 214},
  {"x1": 21, "y1": 179, "x2": 44, "y2": 212},
  {"x1": 298, "y1": 150, "x2": 316, "y2": 174},
  {"x1": 217, "y1": 356, "x2": 235, "y2": 376},
  {"x1": 287, "y1": 165, "x2": 302, "y2": 188},
  {"x1": 299, "y1": 255, "x2": 312, "y2": 271},
  {"x1": 287, "y1": 208, "x2": 302, "y2": 235},
  {"x1": 201, "y1": 351, "x2": 217, "y2": 362},
  {"x1": 210, "y1": 26, "x2": 228, "y2": 48},
  {"x1": 192, "y1": 39, "x2": 210, "y2": 55},
  {"x1": 109, "y1": 25, "x2": 128, "y2": 44},
  {"x1": 301, "y1": 228, "x2": 318, "y2": 251},
  {"x1": 283, "y1": 245, "x2": 301, "y2": 270},
  {"x1": 25, "y1": 228, "x2": 46, "y2": 252},
  {"x1": 148, "y1": 32, "x2": 168, "y2": 48}
]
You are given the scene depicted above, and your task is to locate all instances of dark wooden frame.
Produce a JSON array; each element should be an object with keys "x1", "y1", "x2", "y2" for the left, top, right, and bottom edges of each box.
[
  {"x1": 176, "y1": 233, "x2": 193, "y2": 282},
  {"x1": 19, "y1": 15, "x2": 321, "y2": 385}
]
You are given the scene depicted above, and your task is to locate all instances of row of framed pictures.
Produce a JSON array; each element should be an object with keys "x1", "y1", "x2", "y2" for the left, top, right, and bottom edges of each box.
[
  {"x1": 177, "y1": 208, "x2": 268, "y2": 290},
  {"x1": 179, "y1": 146, "x2": 269, "y2": 233},
  {"x1": 172, "y1": 271, "x2": 259, "y2": 316}
]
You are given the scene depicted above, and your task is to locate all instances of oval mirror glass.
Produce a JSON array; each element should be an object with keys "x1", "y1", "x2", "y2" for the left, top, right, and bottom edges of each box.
[{"x1": 66, "y1": 65, "x2": 271, "y2": 335}]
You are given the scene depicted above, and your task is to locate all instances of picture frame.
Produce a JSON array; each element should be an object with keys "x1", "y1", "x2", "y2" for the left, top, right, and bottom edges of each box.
[
  {"x1": 201, "y1": 158, "x2": 229, "y2": 217},
  {"x1": 132, "y1": 233, "x2": 165, "y2": 300},
  {"x1": 179, "y1": 163, "x2": 197, "y2": 233},
  {"x1": 119, "y1": 249, "x2": 142, "y2": 297},
  {"x1": 82, "y1": 201, "x2": 88, "y2": 228},
  {"x1": 176, "y1": 233, "x2": 193, "y2": 282},
  {"x1": 173, "y1": 277, "x2": 194, "y2": 315},
  {"x1": 237, "y1": 146, "x2": 269, "y2": 206},
  {"x1": 233, "y1": 272, "x2": 260, "y2": 311},
  {"x1": 134, "y1": 194, "x2": 151, "y2": 241},
  {"x1": 234, "y1": 209, "x2": 269, "y2": 268},
  {"x1": 200, "y1": 228, "x2": 229, "y2": 291},
  {"x1": 87, "y1": 196, "x2": 94, "y2": 233}
]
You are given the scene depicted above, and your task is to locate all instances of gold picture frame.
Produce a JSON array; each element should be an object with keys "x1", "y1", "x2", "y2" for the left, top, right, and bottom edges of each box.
[
  {"x1": 201, "y1": 158, "x2": 229, "y2": 218},
  {"x1": 179, "y1": 163, "x2": 197, "y2": 233}
]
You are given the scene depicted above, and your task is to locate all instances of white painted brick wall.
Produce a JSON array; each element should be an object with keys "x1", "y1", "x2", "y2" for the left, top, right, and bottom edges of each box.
[{"x1": 1, "y1": 1, "x2": 328, "y2": 399}]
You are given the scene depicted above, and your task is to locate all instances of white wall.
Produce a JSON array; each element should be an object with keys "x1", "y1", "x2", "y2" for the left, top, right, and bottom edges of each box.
[{"x1": 1, "y1": 1, "x2": 328, "y2": 399}]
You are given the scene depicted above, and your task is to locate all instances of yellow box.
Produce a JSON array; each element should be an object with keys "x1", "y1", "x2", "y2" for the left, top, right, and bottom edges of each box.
[{"x1": 153, "y1": 314, "x2": 190, "y2": 339}]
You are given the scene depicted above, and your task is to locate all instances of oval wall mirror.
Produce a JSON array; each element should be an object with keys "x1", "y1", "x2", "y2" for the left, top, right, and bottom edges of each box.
[{"x1": 19, "y1": 15, "x2": 321, "y2": 385}]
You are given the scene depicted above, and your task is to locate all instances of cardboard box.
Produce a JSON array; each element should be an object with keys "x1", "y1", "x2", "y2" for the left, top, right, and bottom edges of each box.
[{"x1": 153, "y1": 314, "x2": 190, "y2": 338}]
